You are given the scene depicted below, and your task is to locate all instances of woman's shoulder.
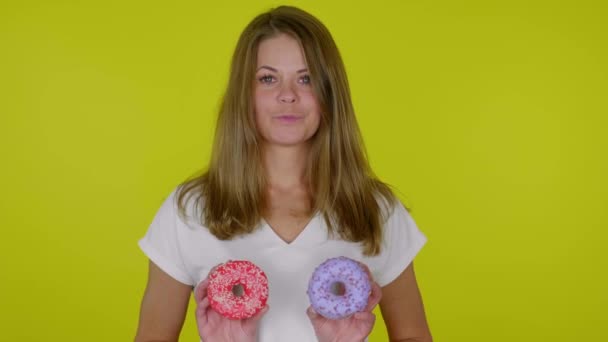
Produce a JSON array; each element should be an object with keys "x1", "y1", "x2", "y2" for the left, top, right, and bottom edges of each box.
[
  {"x1": 372, "y1": 187, "x2": 409, "y2": 225},
  {"x1": 148, "y1": 181, "x2": 206, "y2": 231}
]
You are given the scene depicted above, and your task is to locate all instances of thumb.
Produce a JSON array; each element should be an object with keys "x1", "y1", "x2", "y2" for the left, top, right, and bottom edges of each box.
[
  {"x1": 194, "y1": 279, "x2": 209, "y2": 303},
  {"x1": 306, "y1": 306, "x2": 320, "y2": 321},
  {"x1": 306, "y1": 306, "x2": 328, "y2": 327},
  {"x1": 354, "y1": 311, "x2": 377, "y2": 330},
  {"x1": 247, "y1": 304, "x2": 270, "y2": 325}
]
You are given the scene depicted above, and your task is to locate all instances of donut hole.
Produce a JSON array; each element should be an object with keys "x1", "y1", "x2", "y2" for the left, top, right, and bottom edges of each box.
[
  {"x1": 330, "y1": 281, "x2": 346, "y2": 296},
  {"x1": 232, "y1": 284, "x2": 245, "y2": 297}
]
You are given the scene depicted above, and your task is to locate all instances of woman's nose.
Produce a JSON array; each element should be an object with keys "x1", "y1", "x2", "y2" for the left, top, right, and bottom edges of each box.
[{"x1": 278, "y1": 83, "x2": 297, "y2": 103}]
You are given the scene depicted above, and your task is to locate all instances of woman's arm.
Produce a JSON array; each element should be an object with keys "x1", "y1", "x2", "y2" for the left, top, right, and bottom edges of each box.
[
  {"x1": 134, "y1": 260, "x2": 192, "y2": 342},
  {"x1": 379, "y1": 262, "x2": 433, "y2": 342}
]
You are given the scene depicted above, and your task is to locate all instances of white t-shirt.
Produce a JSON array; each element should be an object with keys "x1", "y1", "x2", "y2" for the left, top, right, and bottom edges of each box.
[{"x1": 138, "y1": 187, "x2": 427, "y2": 341}]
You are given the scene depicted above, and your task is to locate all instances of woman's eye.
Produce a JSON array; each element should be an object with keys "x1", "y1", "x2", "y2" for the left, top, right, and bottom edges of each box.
[
  {"x1": 258, "y1": 75, "x2": 275, "y2": 83},
  {"x1": 299, "y1": 75, "x2": 311, "y2": 84}
]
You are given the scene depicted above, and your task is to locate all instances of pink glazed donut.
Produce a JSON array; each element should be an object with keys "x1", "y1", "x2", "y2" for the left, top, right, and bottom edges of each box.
[
  {"x1": 307, "y1": 256, "x2": 372, "y2": 319},
  {"x1": 207, "y1": 260, "x2": 269, "y2": 319}
]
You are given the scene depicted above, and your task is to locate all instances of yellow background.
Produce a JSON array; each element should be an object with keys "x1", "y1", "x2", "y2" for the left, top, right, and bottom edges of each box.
[{"x1": 1, "y1": 0, "x2": 607, "y2": 340}]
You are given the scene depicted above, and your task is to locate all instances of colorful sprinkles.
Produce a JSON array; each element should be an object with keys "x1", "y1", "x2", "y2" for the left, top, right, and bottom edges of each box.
[
  {"x1": 307, "y1": 256, "x2": 371, "y2": 319},
  {"x1": 207, "y1": 260, "x2": 269, "y2": 319}
]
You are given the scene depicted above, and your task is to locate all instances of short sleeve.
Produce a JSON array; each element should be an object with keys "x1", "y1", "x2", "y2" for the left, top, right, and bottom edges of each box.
[
  {"x1": 373, "y1": 201, "x2": 427, "y2": 287},
  {"x1": 138, "y1": 189, "x2": 195, "y2": 286}
]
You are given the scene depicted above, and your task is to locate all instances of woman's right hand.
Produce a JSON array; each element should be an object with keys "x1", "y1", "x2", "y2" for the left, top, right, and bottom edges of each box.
[
  {"x1": 194, "y1": 277, "x2": 269, "y2": 342},
  {"x1": 306, "y1": 261, "x2": 382, "y2": 342}
]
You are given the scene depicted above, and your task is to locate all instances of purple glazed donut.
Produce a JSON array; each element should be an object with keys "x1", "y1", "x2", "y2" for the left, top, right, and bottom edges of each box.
[{"x1": 307, "y1": 256, "x2": 372, "y2": 319}]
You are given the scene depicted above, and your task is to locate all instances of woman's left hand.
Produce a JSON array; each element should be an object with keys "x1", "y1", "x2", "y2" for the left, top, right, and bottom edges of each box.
[{"x1": 306, "y1": 264, "x2": 382, "y2": 342}]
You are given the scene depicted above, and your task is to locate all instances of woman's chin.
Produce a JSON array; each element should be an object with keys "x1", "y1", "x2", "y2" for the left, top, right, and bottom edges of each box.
[{"x1": 263, "y1": 137, "x2": 313, "y2": 148}]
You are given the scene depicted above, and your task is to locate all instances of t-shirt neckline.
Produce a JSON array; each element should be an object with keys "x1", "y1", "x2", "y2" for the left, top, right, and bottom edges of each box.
[{"x1": 260, "y1": 211, "x2": 323, "y2": 247}]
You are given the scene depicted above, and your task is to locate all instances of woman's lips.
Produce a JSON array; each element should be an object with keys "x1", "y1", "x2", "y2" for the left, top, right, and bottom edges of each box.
[{"x1": 274, "y1": 115, "x2": 303, "y2": 123}]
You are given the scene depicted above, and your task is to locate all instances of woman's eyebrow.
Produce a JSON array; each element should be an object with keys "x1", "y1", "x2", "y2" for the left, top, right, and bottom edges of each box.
[
  {"x1": 257, "y1": 65, "x2": 278, "y2": 72},
  {"x1": 256, "y1": 65, "x2": 308, "y2": 73}
]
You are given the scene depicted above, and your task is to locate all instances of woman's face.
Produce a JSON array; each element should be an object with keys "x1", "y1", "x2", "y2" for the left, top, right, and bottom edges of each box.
[{"x1": 254, "y1": 33, "x2": 321, "y2": 148}]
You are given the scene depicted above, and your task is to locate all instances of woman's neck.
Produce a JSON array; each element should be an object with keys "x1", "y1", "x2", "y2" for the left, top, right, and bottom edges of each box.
[{"x1": 261, "y1": 143, "x2": 310, "y2": 190}]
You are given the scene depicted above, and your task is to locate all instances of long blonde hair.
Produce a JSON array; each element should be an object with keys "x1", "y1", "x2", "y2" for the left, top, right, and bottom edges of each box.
[{"x1": 176, "y1": 5, "x2": 398, "y2": 256}]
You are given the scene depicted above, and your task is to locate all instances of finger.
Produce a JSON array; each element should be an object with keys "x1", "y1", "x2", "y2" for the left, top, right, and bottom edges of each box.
[
  {"x1": 247, "y1": 304, "x2": 270, "y2": 325},
  {"x1": 199, "y1": 296, "x2": 210, "y2": 311},
  {"x1": 194, "y1": 279, "x2": 209, "y2": 303},
  {"x1": 365, "y1": 281, "x2": 383, "y2": 312},
  {"x1": 354, "y1": 311, "x2": 374, "y2": 320},
  {"x1": 196, "y1": 297, "x2": 210, "y2": 326},
  {"x1": 306, "y1": 306, "x2": 316, "y2": 319},
  {"x1": 306, "y1": 306, "x2": 321, "y2": 323},
  {"x1": 354, "y1": 311, "x2": 377, "y2": 330}
]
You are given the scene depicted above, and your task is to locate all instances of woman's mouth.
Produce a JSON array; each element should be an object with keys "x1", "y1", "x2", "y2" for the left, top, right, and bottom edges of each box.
[{"x1": 274, "y1": 115, "x2": 303, "y2": 123}]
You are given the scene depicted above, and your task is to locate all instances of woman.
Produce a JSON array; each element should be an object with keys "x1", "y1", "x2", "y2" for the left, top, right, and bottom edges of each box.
[{"x1": 135, "y1": 5, "x2": 432, "y2": 342}]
